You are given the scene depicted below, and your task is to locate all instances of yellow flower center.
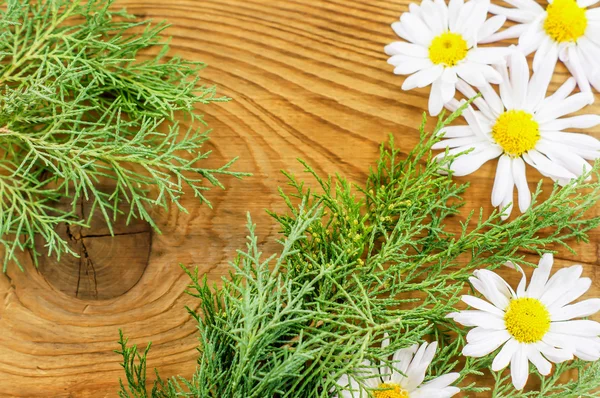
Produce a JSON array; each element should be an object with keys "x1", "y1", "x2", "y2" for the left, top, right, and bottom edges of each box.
[
  {"x1": 504, "y1": 298, "x2": 551, "y2": 343},
  {"x1": 544, "y1": 0, "x2": 588, "y2": 43},
  {"x1": 491, "y1": 110, "x2": 540, "y2": 157},
  {"x1": 428, "y1": 32, "x2": 469, "y2": 67},
  {"x1": 373, "y1": 383, "x2": 409, "y2": 398}
]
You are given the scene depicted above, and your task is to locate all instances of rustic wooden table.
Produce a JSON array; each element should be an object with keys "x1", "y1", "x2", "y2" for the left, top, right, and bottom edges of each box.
[{"x1": 0, "y1": 0, "x2": 598, "y2": 396}]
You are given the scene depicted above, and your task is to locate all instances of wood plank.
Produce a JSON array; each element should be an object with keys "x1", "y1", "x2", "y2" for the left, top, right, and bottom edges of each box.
[{"x1": 0, "y1": 0, "x2": 598, "y2": 396}]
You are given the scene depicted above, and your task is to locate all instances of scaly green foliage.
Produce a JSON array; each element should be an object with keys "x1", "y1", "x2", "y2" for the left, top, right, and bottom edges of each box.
[
  {"x1": 117, "y1": 110, "x2": 600, "y2": 397},
  {"x1": 0, "y1": 0, "x2": 246, "y2": 271}
]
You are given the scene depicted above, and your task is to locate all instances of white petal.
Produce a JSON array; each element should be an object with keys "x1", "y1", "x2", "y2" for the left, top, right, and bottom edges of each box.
[
  {"x1": 462, "y1": 330, "x2": 511, "y2": 357},
  {"x1": 510, "y1": 345, "x2": 529, "y2": 390},
  {"x1": 467, "y1": 327, "x2": 503, "y2": 343},
  {"x1": 420, "y1": 0, "x2": 446, "y2": 36},
  {"x1": 468, "y1": 47, "x2": 510, "y2": 64},
  {"x1": 432, "y1": 136, "x2": 486, "y2": 150},
  {"x1": 492, "y1": 338, "x2": 519, "y2": 371},
  {"x1": 453, "y1": 0, "x2": 477, "y2": 35},
  {"x1": 392, "y1": 21, "x2": 419, "y2": 44},
  {"x1": 550, "y1": 320, "x2": 600, "y2": 336},
  {"x1": 578, "y1": 0, "x2": 599, "y2": 6},
  {"x1": 463, "y1": 295, "x2": 505, "y2": 316},
  {"x1": 480, "y1": 23, "x2": 528, "y2": 44},
  {"x1": 400, "y1": 13, "x2": 435, "y2": 46},
  {"x1": 500, "y1": 188, "x2": 514, "y2": 221},
  {"x1": 437, "y1": 125, "x2": 477, "y2": 138},
  {"x1": 385, "y1": 42, "x2": 429, "y2": 58},
  {"x1": 547, "y1": 278, "x2": 592, "y2": 311},
  {"x1": 489, "y1": 4, "x2": 539, "y2": 23},
  {"x1": 451, "y1": 310, "x2": 506, "y2": 329},
  {"x1": 479, "y1": 81, "x2": 504, "y2": 116},
  {"x1": 512, "y1": 157, "x2": 531, "y2": 213},
  {"x1": 477, "y1": 15, "x2": 507, "y2": 42},
  {"x1": 526, "y1": 345, "x2": 552, "y2": 376},
  {"x1": 496, "y1": 62, "x2": 514, "y2": 110},
  {"x1": 403, "y1": 66, "x2": 444, "y2": 90},
  {"x1": 541, "y1": 115, "x2": 600, "y2": 132},
  {"x1": 460, "y1": 0, "x2": 491, "y2": 41},
  {"x1": 538, "y1": 77, "x2": 577, "y2": 111},
  {"x1": 492, "y1": 155, "x2": 513, "y2": 207},
  {"x1": 448, "y1": 0, "x2": 465, "y2": 31},
  {"x1": 538, "y1": 265, "x2": 584, "y2": 305},
  {"x1": 505, "y1": 0, "x2": 545, "y2": 13},
  {"x1": 561, "y1": 46, "x2": 593, "y2": 93},
  {"x1": 525, "y1": 149, "x2": 577, "y2": 180},
  {"x1": 474, "y1": 269, "x2": 515, "y2": 309},
  {"x1": 391, "y1": 344, "x2": 419, "y2": 383},
  {"x1": 525, "y1": 44, "x2": 558, "y2": 111},
  {"x1": 393, "y1": 58, "x2": 435, "y2": 75},
  {"x1": 535, "y1": 341, "x2": 574, "y2": 363},
  {"x1": 420, "y1": 373, "x2": 460, "y2": 389},
  {"x1": 526, "y1": 253, "x2": 553, "y2": 298},
  {"x1": 518, "y1": 17, "x2": 546, "y2": 56},
  {"x1": 455, "y1": 79, "x2": 496, "y2": 120},
  {"x1": 508, "y1": 50, "x2": 530, "y2": 109},
  {"x1": 536, "y1": 139, "x2": 592, "y2": 177},
  {"x1": 535, "y1": 91, "x2": 595, "y2": 124},
  {"x1": 429, "y1": 79, "x2": 446, "y2": 117},
  {"x1": 404, "y1": 342, "x2": 436, "y2": 391},
  {"x1": 454, "y1": 63, "x2": 487, "y2": 87},
  {"x1": 449, "y1": 146, "x2": 502, "y2": 176},
  {"x1": 551, "y1": 299, "x2": 600, "y2": 321}
]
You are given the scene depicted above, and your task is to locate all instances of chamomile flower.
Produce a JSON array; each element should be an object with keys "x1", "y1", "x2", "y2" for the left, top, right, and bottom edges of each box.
[
  {"x1": 335, "y1": 340, "x2": 460, "y2": 398},
  {"x1": 448, "y1": 254, "x2": 600, "y2": 390},
  {"x1": 434, "y1": 49, "x2": 600, "y2": 219},
  {"x1": 384, "y1": 0, "x2": 511, "y2": 116},
  {"x1": 482, "y1": 0, "x2": 600, "y2": 92}
]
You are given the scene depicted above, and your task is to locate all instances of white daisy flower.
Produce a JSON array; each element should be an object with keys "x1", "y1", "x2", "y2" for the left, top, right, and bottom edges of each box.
[
  {"x1": 434, "y1": 49, "x2": 600, "y2": 219},
  {"x1": 384, "y1": 0, "x2": 511, "y2": 116},
  {"x1": 482, "y1": 0, "x2": 600, "y2": 92},
  {"x1": 335, "y1": 340, "x2": 460, "y2": 398},
  {"x1": 449, "y1": 253, "x2": 600, "y2": 390}
]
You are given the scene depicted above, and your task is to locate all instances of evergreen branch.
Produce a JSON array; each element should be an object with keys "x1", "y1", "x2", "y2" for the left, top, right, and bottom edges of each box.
[
  {"x1": 117, "y1": 111, "x2": 600, "y2": 396},
  {"x1": 0, "y1": 0, "x2": 248, "y2": 270}
]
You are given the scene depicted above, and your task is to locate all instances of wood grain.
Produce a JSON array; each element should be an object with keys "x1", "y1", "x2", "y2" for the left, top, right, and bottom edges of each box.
[{"x1": 0, "y1": 0, "x2": 599, "y2": 396}]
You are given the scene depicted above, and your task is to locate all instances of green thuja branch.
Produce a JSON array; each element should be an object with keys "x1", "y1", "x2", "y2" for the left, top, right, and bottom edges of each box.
[
  {"x1": 0, "y1": 0, "x2": 247, "y2": 271},
  {"x1": 117, "y1": 111, "x2": 600, "y2": 397}
]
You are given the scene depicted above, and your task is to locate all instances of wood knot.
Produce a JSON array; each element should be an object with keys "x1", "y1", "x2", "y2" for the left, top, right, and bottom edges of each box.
[{"x1": 36, "y1": 190, "x2": 152, "y2": 300}]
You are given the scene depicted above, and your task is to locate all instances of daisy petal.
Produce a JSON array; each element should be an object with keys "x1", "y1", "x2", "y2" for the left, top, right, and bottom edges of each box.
[
  {"x1": 541, "y1": 116, "x2": 600, "y2": 132},
  {"x1": 526, "y1": 345, "x2": 552, "y2": 376},
  {"x1": 421, "y1": 373, "x2": 460, "y2": 389},
  {"x1": 551, "y1": 299, "x2": 600, "y2": 322},
  {"x1": 491, "y1": 155, "x2": 513, "y2": 207},
  {"x1": 480, "y1": 23, "x2": 528, "y2": 43},
  {"x1": 550, "y1": 320, "x2": 600, "y2": 336},
  {"x1": 535, "y1": 341, "x2": 574, "y2": 363},
  {"x1": 450, "y1": 310, "x2": 506, "y2": 329},
  {"x1": 477, "y1": 15, "x2": 507, "y2": 42},
  {"x1": 462, "y1": 330, "x2": 511, "y2": 357},
  {"x1": 462, "y1": 295, "x2": 505, "y2": 316},
  {"x1": 526, "y1": 253, "x2": 553, "y2": 299},
  {"x1": 402, "y1": 66, "x2": 444, "y2": 90},
  {"x1": 510, "y1": 345, "x2": 529, "y2": 390},
  {"x1": 492, "y1": 338, "x2": 519, "y2": 371},
  {"x1": 512, "y1": 157, "x2": 531, "y2": 213},
  {"x1": 385, "y1": 42, "x2": 429, "y2": 58},
  {"x1": 449, "y1": 146, "x2": 502, "y2": 176},
  {"x1": 547, "y1": 277, "x2": 593, "y2": 311}
]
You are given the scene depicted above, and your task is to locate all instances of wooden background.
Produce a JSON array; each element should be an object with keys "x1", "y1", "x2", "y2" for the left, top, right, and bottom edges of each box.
[{"x1": 0, "y1": 0, "x2": 599, "y2": 396}]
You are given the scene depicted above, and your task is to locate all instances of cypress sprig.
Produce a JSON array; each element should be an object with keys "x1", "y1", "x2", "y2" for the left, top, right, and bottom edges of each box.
[
  {"x1": 0, "y1": 0, "x2": 247, "y2": 271},
  {"x1": 117, "y1": 110, "x2": 600, "y2": 397}
]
